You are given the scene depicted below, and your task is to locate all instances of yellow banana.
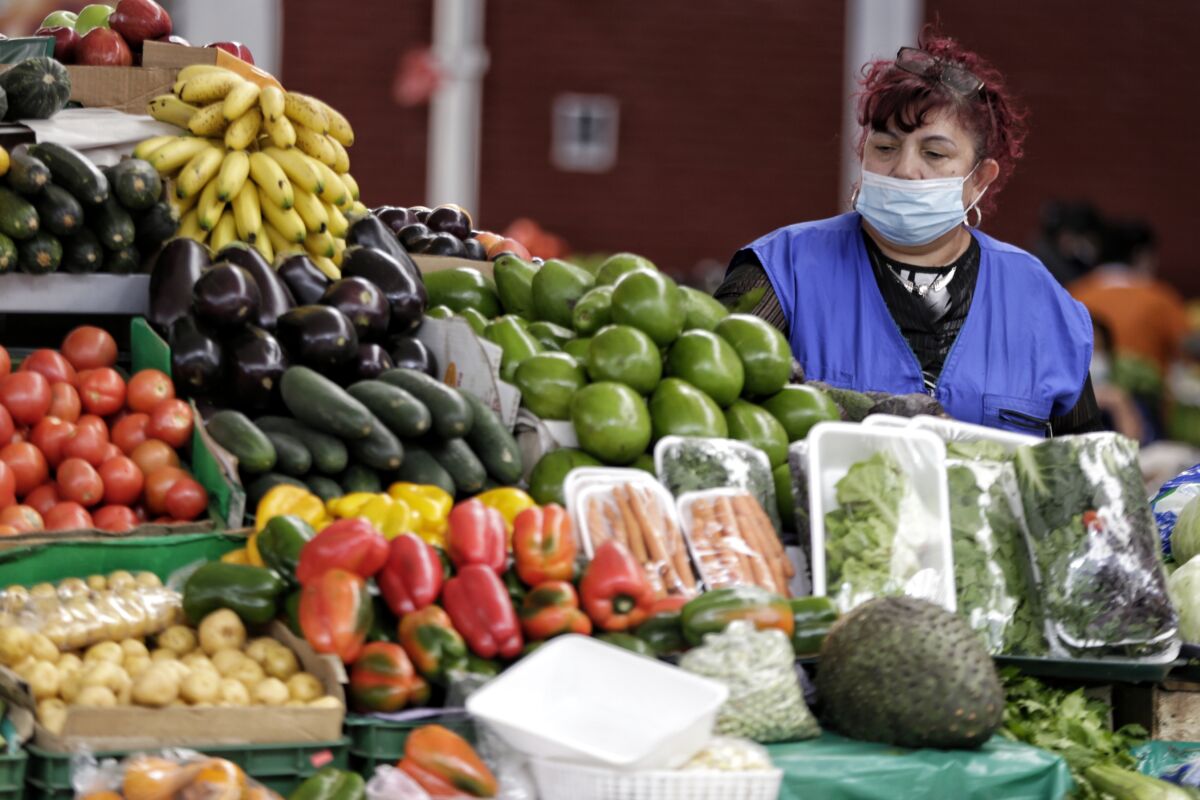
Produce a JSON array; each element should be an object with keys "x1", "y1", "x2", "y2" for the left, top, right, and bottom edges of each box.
[
  {"x1": 210, "y1": 209, "x2": 237, "y2": 252},
  {"x1": 264, "y1": 147, "x2": 322, "y2": 194},
  {"x1": 147, "y1": 95, "x2": 200, "y2": 129},
  {"x1": 340, "y1": 172, "x2": 360, "y2": 202},
  {"x1": 284, "y1": 92, "x2": 329, "y2": 133},
  {"x1": 291, "y1": 185, "x2": 329, "y2": 234},
  {"x1": 181, "y1": 71, "x2": 241, "y2": 105},
  {"x1": 312, "y1": 160, "x2": 347, "y2": 207},
  {"x1": 305, "y1": 230, "x2": 335, "y2": 258},
  {"x1": 332, "y1": 234, "x2": 346, "y2": 266},
  {"x1": 259, "y1": 85, "x2": 285, "y2": 123},
  {"x1": 232, "y1": 179, "x2": 261, "y2": 241},
  {"x1": 263, "y1": 223, "x2": 290, "y2": 256},
  {"x1": 312, "y1": 98, "x2": 354, "y2": 147},
  {"x1": 349, "y1": 201, "x2": 369, "y2": 218},
  {"x1": 263, "y1": 114, "x2": 296, "y2": 149},
  {"x1": 253, "y1": 225, "x2": 274, "y2": 262},
  {"x1": 248, "y1": 151, "x2": 294, "y2": 209},
  {"x1": 197, "y1": 176, "x2": 226, "y2": 231},
  {"x1": 324, "y1": 200, "x2": 348, "y2": 237},
  {"x1": 133, "y1": 134, "x2": 178, "y2": 162},
  {"x1": 223, "y1": 80, "x2": 261, "y2": 121},
  {"x1": 224, "y1": 107, "x2": 262, "y2": 151},
  {"x1": 187, "y1": 102, "x2": 227, "y2": 137},
  {"x1": 178, "y1": 208, "x2": 205, "y2": 242},
  {"x1": 311, "y1": 255, "x2": 341, "y2": 281},
  {"x1": 149, "y1": 136, "x2": 213, "y2": 174},
  {"x1": 175, "y1": 64, "x2": 229, "y2": 90},
  {"x1": 175, "y1": 143, "x2": 225, "y2": 200},
  {"x1": 327, "y1": 136, "x2": 350, "y2": 174},
  {"x1": 214, "y1": 150, "x2": 250, "y2": 202},
  {"x1": 258, "y1": 185, "x2": 306, "y2": 243},
  {"x1": 166, "y1": 180, "x2": 198, "y2": 217},
  {"x1": 293, "y1": 125, "x2": 337, "y2": 168}
]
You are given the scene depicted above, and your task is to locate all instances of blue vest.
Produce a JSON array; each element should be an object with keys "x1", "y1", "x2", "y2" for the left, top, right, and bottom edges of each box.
[{"x1": 743, "y1": 213, "x2": 1093, "y2": 435}]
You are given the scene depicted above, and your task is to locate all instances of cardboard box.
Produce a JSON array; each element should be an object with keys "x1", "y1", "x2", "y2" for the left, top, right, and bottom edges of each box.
[
  {"x1": 0, "y1": 520, "x2": 235, "y2": 553},
  {"x1": 142, "y1": 41, "x2": 282, "y2": 90},
  {"x1": 416, "y1": 316, "x2": 520, "y2": 428},
  {"x1": 412, "y1": 254, "x2": 494, "y2": 279},
  {"x1": 64, "y1": 65, "x2": 176, "y2": 114}
]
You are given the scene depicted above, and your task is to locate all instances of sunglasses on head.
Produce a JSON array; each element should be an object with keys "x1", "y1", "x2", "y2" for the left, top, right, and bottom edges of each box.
[{"x1": 895, "y1": 47, "x2": 985, "y2": 96}]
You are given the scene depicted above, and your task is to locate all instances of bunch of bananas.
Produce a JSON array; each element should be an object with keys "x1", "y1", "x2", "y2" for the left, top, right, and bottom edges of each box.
[{"x1": 140, "y1": 64, "x2": 367, "y2": 278}]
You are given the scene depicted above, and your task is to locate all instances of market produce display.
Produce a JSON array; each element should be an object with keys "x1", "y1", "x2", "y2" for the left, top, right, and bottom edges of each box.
[
  {"x1": 37, "y1": 0, "x2": 176, "y2": 66},
  {"x1": 374, "y1": 204, "x2": 515, "y2": 262}
]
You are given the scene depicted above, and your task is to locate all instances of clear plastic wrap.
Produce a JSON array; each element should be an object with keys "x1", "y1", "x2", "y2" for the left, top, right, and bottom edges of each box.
[
  {"x1": 367, "y1": 766, "x2": 433, "y2": 800},
  {"x1": 73, "y1": 748, "x2": 286, "y2": 799},
  {"x1": 786, "y1": 441, "x2": 810, "y2": 556},
  {"x1": 654, "y1": 436, "x2": 781, "y2": 533},
  {"x1": 678, "y1": 489, "x2": 793, "y2": 596},
  {"x1": 679, "y1": 621, "x2": 819, "y2": 744},
  {"x1": 1014, "y1": 433, "x2": 1180, "y2": 657}
]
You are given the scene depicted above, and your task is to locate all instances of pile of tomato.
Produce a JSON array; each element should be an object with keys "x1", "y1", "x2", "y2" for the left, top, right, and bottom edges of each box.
[{"x1": 0, "y1": 326, "x2": 208, "y2": 534}]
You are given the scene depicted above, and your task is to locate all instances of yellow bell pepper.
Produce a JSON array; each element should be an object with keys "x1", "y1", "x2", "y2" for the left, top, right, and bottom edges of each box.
[
  {"x1": 326, "y1": 492, "x2": 377, "y2": 519},
  {"x1": 358, "y1": 494, "x2": 414, "y2": 540},
  {"x1": 245, "y1": 533, "x2": 265, "y2": 567},
  {"x1": 255, "y1": 484, "x2": 330, "y2": 532},
  {"x1": 476, "y1": 487, "x2": 536, "y2": 539},
  {"x1": 221, "y1": 547, "x2": 251, "y2": 565},
  {"x1": 388, "y1": 483, "x2": 453, "y2": 547}
]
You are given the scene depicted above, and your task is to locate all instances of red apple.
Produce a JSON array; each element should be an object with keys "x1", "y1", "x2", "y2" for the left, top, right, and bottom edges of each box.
[
  {"x1": 35, "y1": 26, "x2": 81, "y2": 64},
  {"x1": 109, "y1": 0, "x2": 171, "y2": 52},
  {"x1": 76, "y1": 27, "x2": 134, "y2": 66},
  {"x1": 155, "y1": 34, "x2": 189, "y2": 46},
  {"x1": 205, "y1": 41, "x2": 254, "y2": 65}
]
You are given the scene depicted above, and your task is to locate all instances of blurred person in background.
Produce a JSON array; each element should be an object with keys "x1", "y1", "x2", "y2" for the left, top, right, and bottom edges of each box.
[
  {"x1": 1030, "y1": 201, "x2": 1105, "y2": 287},
  {"x1": 1090, "y1": 315, "x2": 1146, "y2": 442},
  {"x1": 715, "y1": 31, "x2": 1098, "y2": 436}
]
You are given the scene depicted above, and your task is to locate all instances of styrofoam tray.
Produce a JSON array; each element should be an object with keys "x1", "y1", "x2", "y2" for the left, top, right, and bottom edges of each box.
[
  {"x1": 860, "y1": 413, "x2": 915, "y2": 429},
  {"x1": 564, "y1": 467, "x2": 658, "y2": 539},
  {"x1": 466, "y1": 635, "x2": 727, "y2": 770},
  {"x1": 909, "y1": 414, "x2": 1040, "y2": 453},
  {"x1": 807, "y1": 421, "x2": 955, "y2": 612}
]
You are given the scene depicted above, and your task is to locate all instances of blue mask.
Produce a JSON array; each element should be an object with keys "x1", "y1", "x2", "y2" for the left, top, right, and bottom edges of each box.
[{"x1": 855, "y1": 164, "x2": 985, "y2": 246}]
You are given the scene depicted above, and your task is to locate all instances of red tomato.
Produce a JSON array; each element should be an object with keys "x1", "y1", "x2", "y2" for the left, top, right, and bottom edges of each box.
[
  {"x1": 61, "y1": 419, "x2": 109, "y2": 467},
  {"x1": 126, "y1": 370, "x2": 175, "y2": 414},
  {"x1": 144, "y1": 466, "x2": 188, "y2": 515},
  {"x1": 0, "y1": 405, "x2": 13, "y2": 447},
  {"x1": 47, "y1": 382, "x2": 81, "y2": 423},
  {"x1": 147, "y1": 399, "x2": 193, "y2": 449},
  {"x1": 0, "y1": 460, "x2": 14, "y2": 508},
  {"x1": 0, "y1": 371, "x2": 51, "y2": 426},
  {"x1": 0, "y1": 442, "x2": 48, "y2": 496},
  {"x1": 0, "y1": 346, "x2": 9, "y2": 378},
  {"x1": 112, "y1": 413, "x2": 151, "y2": 455},
  {"x1": 61, "y1": 326, "x2": 117, "y2": 371},
  {"x1": 57, "y1": 458, "x2": 104, "y2": 507},
  {"x1": 75, "y1": 414, "x2": 107, "y2": 436},
  {"x1": 93, "y1": 505, "x2": 138, "y2": 532},
  {"x1": 130, "y1": 439, "x2": 180, "y2": 476},
  {"x1": 164, "y1": 477, "x2": 207, "y2": 521},
  {"x1": 98, "y1": 456, "x2": 143, "y2": 506},
  {"x1": 0, "y1": 504, "x2": 42, "y2": 532},
  {"x1": 19, "y1": 350, "x2": 76, "y2": 387},
  {"x1": 24, "y1": 483, "x2": 61, "y2": 517},
  {"x1": 77, "y1": 368, "x2": 126, "y2": 417},
  {"x1": 30, "y1": 417, "x2": 75, "y2": 469},
  {"x1": 43, "y1": 502, "x2": 92, "y2": 532}
]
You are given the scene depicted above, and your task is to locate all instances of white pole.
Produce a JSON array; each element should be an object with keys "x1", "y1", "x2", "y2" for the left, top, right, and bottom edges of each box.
[
  {"x1": 840, "y1": 0, "x2": 922, "y2": 209},
  {"x1": 426, "y1": 0, "x2": 489, "y2": 217}
]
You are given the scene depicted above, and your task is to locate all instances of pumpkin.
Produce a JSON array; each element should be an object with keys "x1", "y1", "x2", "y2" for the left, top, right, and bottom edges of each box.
[{"x1": 0, "y1": 58, "x2": 70, "y2": 120}]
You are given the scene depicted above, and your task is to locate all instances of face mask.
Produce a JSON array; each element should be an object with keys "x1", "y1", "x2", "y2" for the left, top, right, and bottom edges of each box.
[{"x1": 855, "y1": 162, "x2": 986, "y2": 246}]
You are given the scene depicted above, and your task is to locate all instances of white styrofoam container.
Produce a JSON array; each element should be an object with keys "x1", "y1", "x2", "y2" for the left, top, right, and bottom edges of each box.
[
  {"x1": 807, "y1": 422, "x2": 956, "y2": 612},
  {"x1": 530, "y1": 758, "x2": 783, "y2": 800},
  {"x1": 909, "y1": 414, "x2": 1040, "y2": 453},
  {"x1": 860, "y1": 413, "x2": 915, "y2": 429},
  {"x1": 466, "y1": 635, "x2": 728, "y2": 770}
]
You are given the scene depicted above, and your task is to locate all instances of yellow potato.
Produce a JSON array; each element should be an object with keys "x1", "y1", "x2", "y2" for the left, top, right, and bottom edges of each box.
[
  {"x1": 57, "y1": 578, "x2": 88, "y2": 599},
  {"x1": 160, "y1": 660, "x2": 191, "y2": 683},
  {"x1": 150, "y1": 648, "x2": 179, "y2": 663},
  {"x1": 286, "y1": 673, "x2": 323, "y2": 703},
  {"x1": 27, "y1": 661, "x2": 60, "y2": 700},
  {"x1": 252, "y1": 677, "x2": 289, "y2": 706},
  {"x1": 231, "y1": 658, "x2": 265, "y2": 690},
  {"x1": 4, "y1": 585, "x2": 29, "y2": 603},
  {"x1": 86, "y1": 575, "x2": 107, "y2": 592},
  {"x1": 181, "y1": 668, "x2": 221, "y2": 704},
  {"x1": 107, "y1": 571, "x2": 135, "y2": 592},
  {"x1": 199, "y1": 609, "x2": 246, "y2": 655},
  {"x1": 212, "y1": 649, "x2": 246, "y2": 676},
  {"x1": 37, "y1": 699, "x2": 67, "y2": 736},
  {"x1": 84, "y1": 641, "x2": 123, "y2": 665},
  {"x1": 57, "y1": 653, "x2": 83, "y2": 673},
  {"x1": 308, "y1": 696, "x2": 343, "y2": 709},
  {"x1": 0, "y1": 627, "x2": 33, "y2": 666},
  {"x1": 244, "y1": 637, "x2": 276, "y2": 665},
  {"x1": 12, "y1": 656, "x2": 38, "y2": 679},
  {"x1": 59, "y1": 671, "x2": 82, "y2": 703},
  {"x1": 28, "y1": 633, "x2": 58, "y2": 663},
  {"x1": 75, "y1": 686, "x2": 117, "y2": 707},
  {"x1": 133, "y1": 663, "x2": 181, "y2": 707},
  {"x1": 158, "y1": 625, "x2": 197, "y2": 655},
  {"x1": 181, "y1": 652, "x2": 215, "y2": 672},
  {"x1": 120, "y1": 639, "x2": 150, "y2": 661},
  {"x1": 82, "y1": 661, "x2": 129, "y2": 693},
  {"x1": 218, "y1": 678, "x2": 250, "y2": 707},
  {"x1": 30, "y1": 583, "x2": 56, "y2": 600},
  {"x1": 124, "y1": 656, "x2": 152, "y2": 680},
  {"x1": 263, "y1": 646, "x2": 299, "y2": 680},
  {"x1": 64, "y1": 621, "x2": 91, "y2": 652},
  {"x1": 135, "y1": 572, "x2": 162, "y2": 588}
]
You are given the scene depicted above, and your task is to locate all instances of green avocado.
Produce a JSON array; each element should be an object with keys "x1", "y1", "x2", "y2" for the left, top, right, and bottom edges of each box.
[
  {"x1": 680, "y1": 286, "x2": 729, "y2": 331},
  {"x1": 527, "y1": 321, "x2": 574, "y2": 350},
  {"x1": 631, "y1": 453, "x2": 656, "y2": 474},
  {"x1": 596, "y1": 252, "x2": 656, "y2": 286},
  {"x1": 666, "y1": 329, "x2": 745, "y2": 408},
  {"x1": 529, "y1": 448, "x2": 601, "y2": 506},
  {"x1": 611, "y1": 269, "x2": 685, "y2": 347},
  {"x1": 563, "y1": 337, "x2": 591, "y2": 360},
  {"x1": 532, "y1": 258, "x2": 595, "y2": 327},
  {"x1": 571, "y1": 381, "x2": 652, "y2": 465},
  {"x1": 715, "y1": 314, "x2": 792, "y2": 398},
  {"x1": 761, "y1": 384, "x2": 841, "y2": 442},
  {"x1": 515, "y1": 352, "x2": 587, "y2": 421},
  {"x1": 774, "y1": 462, "x2": 796, "y2": 531},
  {"x1": 572, "y1": 285, "x2": 614, "y2": 336},
  {"x1": 650, "y1": 378, "x2": 728, "y2": 441},
  {"x1": 423, "y1": 267, "x2": 502, "y2": 318},
  {"x1": 484, "y1": 315, "x2": 543, "y2": 382},
  {"x1": 725, "y1": 399, "x2": 789, "y2": 467},
  {"x1": 586, "y1": 325, "x2": 662, "y2": 395},
  {"x1": 494, "y1": 254, "x2": 539, "y2": 318}
]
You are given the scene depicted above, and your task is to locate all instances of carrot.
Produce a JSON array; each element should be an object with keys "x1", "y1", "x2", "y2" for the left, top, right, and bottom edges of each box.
[
  {"x1": 625, "y1": 485, "x2": 683, "y2": 593},
  {"x1": 613, "y1": 484, "x2": 649, "y2": 563}
]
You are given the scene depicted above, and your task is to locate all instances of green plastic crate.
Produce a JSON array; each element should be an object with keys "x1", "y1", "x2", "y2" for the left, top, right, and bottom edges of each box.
[
  {"x1": 0, "y1": 749, "x2": 25, "y2": 800},
  {"x1": 345, "y1": 712, "x2": 475, "y2": 776},
  {"x1": 26, "y1": 738, "x2": 350, "y2": 800}
]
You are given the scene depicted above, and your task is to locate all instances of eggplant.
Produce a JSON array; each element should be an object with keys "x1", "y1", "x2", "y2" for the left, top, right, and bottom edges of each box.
[
  {"x1": 388, "y1": 334, "x2": 438, "y2": 378},
  {"x1": 353, "y1": 343, "x2": 394, "y2": 380},
  {"x1": 426, "y1": 205, "x2": 472, "y2": 239},
  {"x1": 170, "y1": 315, "x2": 225, "y2": 397},
  {"x1": 397, "y1": 223, "x2": 431, "y2": 251},
  {"x1": 424, "y1": 232, "x2": 466, "y2": 257},
  {"x1": 276, "y1": 305, "x2": 359, "y2": 372},
  {"x1": 377, "y1": 207, "x2": 417, "y2": 236},
  {"x1": 340, "y1": 246, "x2": 427, "y2": 336},
  {"x1": 411, "y1": 206, "x2": 432, "y2": 223},
  {"x1": 463, "y1": 237, "x2": 488, "y2": 261},
  {"x1": 345, "y1": 215, "x2": 423, "y2": 283},
  {"x1": 277, "y1": 253, "x2": 331, "y2": 305},
  {"x1": 193, "y1": 264, "x2": 261, "y2": 329},
  {"x1": 217, "y1": 243, "x2": 295, "y2": 330},
  {"x1": 227, "y1": 325, "x2": 288, "y2": 411},
  {"x1": 149, "y1": 237, "x2": 210, "y2": 333},
  {"x1": 321, "y1": 277, "x2": 390, "y2": 342}
]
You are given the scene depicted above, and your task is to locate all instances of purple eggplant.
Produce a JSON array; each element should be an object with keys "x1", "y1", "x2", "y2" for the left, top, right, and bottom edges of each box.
[
  {"x1": 321, "y1": 277, "x2": 390, "y2": 342},
  {"x1": 277, "y1": 254, "x2": 331, "y2": 305},
  {"x1": 397, "y1": 223, "x2": 431, "y2": 251},
  {"x1": 426, "y1": 205, "x2": 472, "y2": 239},
  {"x1": 217, "y1": 244, "x2": 295, "y2": 330},
  {"x1": 388, "y1": 334, "x2": 438, "y2": 378},
  {"x1": 345, "y1": 215, "x2": 423, "y2": 283},
  {"x1": 193, "y1": 264, "x2": 261, "y2": 329},
  {"x1": 276, "y1": 305, "x2": 359, "y2": 372},
  {"x1": 463, "y1": 237, "x2": 487, "y2": 261},
  {"x1": 339, "y1": 246, "x2": 427, "y2": 336},
  {"x1": 423, "y1": 232, "x2": 466, "y2": 257},
  {"x1": 227, "y1": 325, "x2": 288, "y2": 411},
  {"x1": 377, "y1": 206, "x2": 417, "y2": 236},
  {"x1": 149, "y1": 237, "x2": 210, "y2": 333},
  {"x1": 170, "y1": 315, "x2": 225, "y2": 397},
  {"x1": 353, "y1": 343, "x2": 394, "y2": 380}
]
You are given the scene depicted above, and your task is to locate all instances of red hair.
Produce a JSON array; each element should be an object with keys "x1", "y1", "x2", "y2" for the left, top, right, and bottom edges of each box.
[{"x1": 855, "y1": 28, "x2": 1028, "y2": 214}]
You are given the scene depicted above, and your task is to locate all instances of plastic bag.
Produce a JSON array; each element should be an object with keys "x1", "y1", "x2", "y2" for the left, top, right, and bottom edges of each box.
[
  {"x1": 73, "y1": 748, "x2": 286, "y2": 799},
  {"x1": 367, "y1": 766, "x2": 432, "y2": 800},
  {"x1": 1014, "y1": 433, "x2": 1179, "y2": 657},
  {"x1": 679, "y1": 621, "x2": 819, "y2": 743},
  {"x1": 786, "y1": 441, "x2": 811, "y2": 556},
  {"x1": 678, "y1": 489, "x2": 793, "y2": 595},
  {"x1": 655, "y1": 436, "x2": 781, "y2": 533},
  {"x1": 1151, "y1": 462, "x2": 1200, "y2": 557}
]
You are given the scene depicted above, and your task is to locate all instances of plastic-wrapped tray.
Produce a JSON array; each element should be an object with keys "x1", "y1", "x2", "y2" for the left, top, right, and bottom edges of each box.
[
  {"x1": 677, "y1": 488, "x2": 792, "y2": 595},
  {"x1": 909, "y1": 415, "x2": 1040, "y2": 454},
  {"x1": 994, "y1": 652, "x2": 1180, "y2": 684},
  {"x1": 653, "y1": 437, "x2": 780, "y2": 533}
]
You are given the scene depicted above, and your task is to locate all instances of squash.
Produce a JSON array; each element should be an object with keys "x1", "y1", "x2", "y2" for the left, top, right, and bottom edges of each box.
[{"x1": 0, "y1": 58, "x2": 70, "y2": 120}]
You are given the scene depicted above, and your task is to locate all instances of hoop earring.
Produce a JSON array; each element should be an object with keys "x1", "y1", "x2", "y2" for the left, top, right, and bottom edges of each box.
[
  {"x1": 967, "y1": 205, "x2": 983, "y2": 228},
  {"x1": 849, "y1": 185, "x2": 860, "y2": 207}
]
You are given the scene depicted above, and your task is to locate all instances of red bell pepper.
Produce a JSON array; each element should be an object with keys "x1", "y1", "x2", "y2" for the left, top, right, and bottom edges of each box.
[
  {"x1": 579, "y1": 540, "x2": 656, "y2": 632},
  {"x1": 519, "y1": 580, "x2": 592, "y2": 640},
  {"x1": 378, "y1": 533, "x2": 443, "y2": 616},
  {"x1": 299, "y1": 568, "x2": 374, "y2": 663},
  {"x1": 446, "y1": 499, "x2": 506, "y2": 573},
  {"x1": 349, "y1": 642, "x2": 431, "y2": 713},
  {"x1": 296, "y1": 518, "x2": 389, "y2": 585},
  {"x1": 649, "y1": 595, "x2": 688, "y2": 615},
  {"x1": 399, "y1": 724, "x2": 498, "y2": 798},
  {"x1": 398, "y1": 604, "x2": 470, "y2": 684},
  {"x1": 512, "y1": 503, "x2": 575, "y2": 586},
  {"x1": 441, "y1": 564, "x2": 523, "y2": 659}
]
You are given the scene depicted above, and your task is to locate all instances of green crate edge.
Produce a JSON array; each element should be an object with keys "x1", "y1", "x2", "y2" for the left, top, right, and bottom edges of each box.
[
  {"x1": 345, "y1": 712, "x2": 474, "y2": 772},
  {"x1": 0, "y1": 749, "x2": 25, "y2": 791}
]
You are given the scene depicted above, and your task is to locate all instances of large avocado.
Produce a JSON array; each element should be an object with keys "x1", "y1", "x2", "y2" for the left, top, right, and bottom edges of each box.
[
  {"x1": 649, "y1": 378, "x2": 728, "y2": 440},
  {"x1": 596, "y1": 252, "x2": 656, "y2": 286},
  {"x1": 532, "y1": 258, "x2": 595, "y2": 327},
  {"x1": 761, "y1": 384, "x2": 841, "y2": 441},
  {"x1": 714, "y1": 314, "x2": 791, "y2": 398},
  {"x1": 571, "y1": 381, "x2": 652, "y2": 465},
  {"x1": 666, "y1": 329, "x2": 745, "y2": 408},
  {"x1": 585, "y1": 325, "x2": 662, "y2": 395},
  {"x1": 725, "y1": 399, "x2": 788, "y2": 467},
  {"x1": 680, "y1": 286, "x2": 729, "y2": 331},
  {"x1": 572, "y1": 285, "x2": 614, "y2": 336},
  {"x1": 515, "y1": 352, "x2": 587, "y2": 421},
  {"x1": 423, "y1": 267, "x2": 502, "y2": 318},
  {"x1": 484, "y1": 315, "x2": 543, "y2": 382},
  {"x1": 493, "y1": 254, "x2": 539, "y2": 318},
  {"x1": 611, "y1": 270, "x2": 685, "y2": 347},
  {"x1": 528, "y1": 448, "x2": 601, "y2": 505}
]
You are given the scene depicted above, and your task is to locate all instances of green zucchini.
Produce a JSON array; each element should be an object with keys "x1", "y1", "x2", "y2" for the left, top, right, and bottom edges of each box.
[
  {"x1": 61, "y1": 228, "x2": 103, "y2": 274},
  {"x1": 6, "y1": 146, "x2": 49, "y2": 195},
  {"x1": 426, "y1": 438, "x2": 487, "y2": 495},
  {"x1": 28, "y1": 141, "x2": 109, "y2": 205},
  {"x1": 104, "y1": 244, "x2": 140, "y2": 274},
  {"x1": 134, "y1": 201, "x2": 179, "y2": 252},
  {"x1": 0, "y1": 186, "x2": 39, "y2": 240},
  {"x1": 394, "y1": 442, "x2": 456, "y2": 498},
  {"x1": 280, "y1": 366, "x2": 375, "y2": 440},
  {"x1": 246, "y1": 473, "x2": 308, "y2": 510},
  {"x1": 110, "y1": 158, "x2": 162, "y2": 210},
  {"x1": 378, "y1": 368, "x2": 473, "y2": 439},
  {"x1": 90, "y1": 195, "x2": 136, "y2": 250},
  {"x1": 205, "y1": 410, "x2": 277, "y2": 474},
  {"x1": 346, "y1": 380, "x2": 432, "y2": 438},
  {"x1": 17, "y1": 232, "x2": 61, "y2": 274},
  {"x1": 0, "y1": 233, "x2": 16, "y2": 273},
  {"x1": 459, "y1": 390, "x2": 522, "y2": 484},
  {"x1": 305, "y1": 475, "x2": 342, "y2": 502},
  {"x1": 254, "y1": 415, "x2": 349, "y2": 475},
  {"x1": 35, "y1": 184, "x2": 82, "y2": 236},
  {"x1": 347, "y1": 417, "x2": 403, "y2": 471},
  {"x1": 340, "y1": 463, "x2": 382, "y2": 494},
  {"x1": 263, "y1": 431, "x2": 312, "y2": 477}
]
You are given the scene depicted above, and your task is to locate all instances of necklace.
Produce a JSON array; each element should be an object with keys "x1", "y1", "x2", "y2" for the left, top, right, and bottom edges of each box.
[{"x1": 886, "y1": 263, "x2": 957, "y2": 298}]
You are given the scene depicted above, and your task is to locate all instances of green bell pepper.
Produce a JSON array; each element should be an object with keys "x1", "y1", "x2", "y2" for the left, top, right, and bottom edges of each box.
[
  {"x1": 502, "y1": 566, "x2": 526, "y2": 607},
  {"x1": 680, "y1": 585, "x2": 794, "y2": 647},
  {"x1": 258, "y1": 514, "x2": 316, "y2": 583},
  {"x1": 399, "y1": 605, "x2": 469, "y2": 684},
  {"x1": 289, "y1": 766, "x2": 366, "y2": 800},
  {"x1": 369, "y1": 594, "x2": 399, "y2": 643},
  {"x1": 285, "y1": 589, "x2": 303, "y2": 637},
  {"x1": 633, "y1": 611, "x2": 688, "y2": 656},
  {"x1": 597, "y1": 632, "x2": 655, "y2": 657},
  {"x1": 464, "y1": 654, "x2": 502, "y2": 677},
  {"x1": 790, "y1": 595, "x2": 838, "y2": 656},
  {"x1": 182, "y1": 562, "x2": 287, "y2": 626}
]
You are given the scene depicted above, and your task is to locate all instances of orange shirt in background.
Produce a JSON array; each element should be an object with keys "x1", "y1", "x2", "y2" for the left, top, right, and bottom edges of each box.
[{"x1": 1070, "y1": 267, "x2": 1188, "y2": 373}]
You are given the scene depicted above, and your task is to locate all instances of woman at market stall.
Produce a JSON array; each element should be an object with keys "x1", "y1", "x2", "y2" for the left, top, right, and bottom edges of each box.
[{"x1": 716, "y1": 33, "x2": 1099, "y2": 435}]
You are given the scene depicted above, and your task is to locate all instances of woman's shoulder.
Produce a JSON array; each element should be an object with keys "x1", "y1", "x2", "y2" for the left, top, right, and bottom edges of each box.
[
  {"x1": 972, "y1": 229, "x2": 1056, "y2": 278},
  {"x1": 751, "y1": 212, "x2": 861, "y2": 245}
]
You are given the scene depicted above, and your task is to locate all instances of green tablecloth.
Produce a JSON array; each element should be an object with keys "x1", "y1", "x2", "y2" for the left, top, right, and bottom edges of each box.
[{"x1": 768, "y1": 733, "x2": 1072, "y2": 800}]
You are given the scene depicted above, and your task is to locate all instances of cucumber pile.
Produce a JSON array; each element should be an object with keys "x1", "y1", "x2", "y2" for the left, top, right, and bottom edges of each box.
[
  {"x1": 0, "y1": 142, "x2": 179, "y2": 275},
  {"x1": 203, "y1": 365, "x2": 522, "y2": 511}
]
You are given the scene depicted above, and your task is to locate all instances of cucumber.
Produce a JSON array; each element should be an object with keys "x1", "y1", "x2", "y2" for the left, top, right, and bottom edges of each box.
[
  {"x1": 17, "y1": 233, "x2": 61, "y2": 274},
  {"x1": 395, "y1": 442, "x2": 456, "y2": 497},
  {"x1": 28, "y1": 142, "x2": 109, "y2": 205},
  {"x1": 246, "y1": 473, "x2": 307, "y2": 511},
  {"x1": 346, "y1": 380, "x2": 432, "y2": 439},
  {"x1": 205, "y1": 410, "x2": 277, "y2": 474},
  {"x1": 0, "y1": 186, "x2": 39, "y2": 240},
  {"x1": 110, "y1": 158, "x2": 162, "y2": 210},
  {"x1": 280, "y1": 366, "x2": 375, "y2": 440},
  {"x1": 35, "y1": 184, "x2": 83, "y2": 236},
  {"x1": 6, "y1": 146, "x2": 49, "y2": 195},
  {"x1": 305, "y1": 475, "x2": 342, "y2": 502},
  {"x1": 0, "y1": 233, "x2": 16, "y2": 273},
  {"x1": 263, "y1": 431, "x2": 312, "y2": 477},
  {"x1": 348, "y1": 417, "x2": 404, "y2": 471},
  {"x1": 340, "y1": 463, "x2": 382, "y2": 494},
  {"x1": 61, "y1": 228, "x2": 103, "y2": 274},
  {"x1": 255, "y1": 415, "x2": 349, "y2": 475},
  {"x1": 90, "y1": 195, "x2": 136, "y2": 250},
  {"x1": 135, "y1": 201, "x2": 179, "y2": 251},
  {"x1": 426, "y1": 438, "x2": 487, "y2": 495},
  {"x1": 378, "y1": 368, "x2": 473, "y2": 439},
  {"x1": 459, "y1": 390, "x2": 523, "y2": 484},
  {"x1": 104, "y1": 244, "x2": 140, "y2": 274}
]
